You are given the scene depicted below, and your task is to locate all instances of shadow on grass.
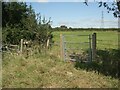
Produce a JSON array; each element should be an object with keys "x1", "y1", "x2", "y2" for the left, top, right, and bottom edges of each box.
[{"x1": 74, "y1": 49, "x2": 120, "y2": 79}]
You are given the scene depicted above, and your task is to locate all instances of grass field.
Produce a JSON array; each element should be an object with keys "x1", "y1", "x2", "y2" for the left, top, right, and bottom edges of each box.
[
  {"x1": 2, "y1": 31, "x2": 119, "y2": 88},
  {"x1": 52, "y1": 31, "x2": 118, "y2": 49}
]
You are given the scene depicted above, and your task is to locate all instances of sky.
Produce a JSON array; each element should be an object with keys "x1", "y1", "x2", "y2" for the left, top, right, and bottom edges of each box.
[
  {"x1": 19, "y1": 0, "x2": 117, "y2": 2},
  {"x1": 25, "y1": 1, "x2": 118, "y2": 28}
]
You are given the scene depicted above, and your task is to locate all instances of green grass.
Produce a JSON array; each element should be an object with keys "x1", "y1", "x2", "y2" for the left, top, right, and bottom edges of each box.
[
  {"x1": 2, "y1": 31, "x2": 119, "y2": 88},
  {"x1": 52, "y1": 31, "x2": 118, "y2": 49},
  {"x1": 2, "y1": 50, "x2": 119, "y2": 88}
]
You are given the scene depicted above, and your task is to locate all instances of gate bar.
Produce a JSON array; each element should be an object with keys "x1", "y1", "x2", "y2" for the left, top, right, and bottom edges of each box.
[
  {"x1": 62, "y1": 35, "x2": 66, "y2": 61},
  {"x1": 63, "y1": 34, "x2": 90, "y2": 36},
  {"x1": 89, "y1": 35, "x2": 92, "y2": 62},
  {"x1": 64, "y1": 41, "x2": 89, "y2": 44}
]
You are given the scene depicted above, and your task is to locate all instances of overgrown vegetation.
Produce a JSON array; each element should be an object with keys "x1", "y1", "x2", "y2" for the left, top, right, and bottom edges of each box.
[
  {"x1": 2, "y1": 30, "x2": 119, "y2": 88},
  {"x1": 2, "y1": 50, "x2": 119, "y2": 88},
  {"x1": 2, "y1": 2, "x2": 53, "y2": 50},
  {"x1": 75, "y1": 49, "x2": 120, "y2": 79}
]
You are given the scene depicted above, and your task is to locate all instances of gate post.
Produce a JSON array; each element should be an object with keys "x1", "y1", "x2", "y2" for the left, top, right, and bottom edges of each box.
[
  {"x1": 60, "y1": 34, "x2": 63, "y2": 60},
  {"x1": 20, "y1": 39, "x2": 23, "y2": 54},
  {"x1": 92, "y1": 33, "x2": 96, "y2": 61},
  {"x1": 89, "y1": 35, "x2": 92, "y2": 62}
]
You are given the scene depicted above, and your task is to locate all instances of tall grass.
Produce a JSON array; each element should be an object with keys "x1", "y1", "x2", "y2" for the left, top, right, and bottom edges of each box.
[
  {"x1": 2, "y1": 49, "x2": 119, "y2": 88},
  {"x1": 2, "y1": 31, "x2": 119, "y2": 88}
]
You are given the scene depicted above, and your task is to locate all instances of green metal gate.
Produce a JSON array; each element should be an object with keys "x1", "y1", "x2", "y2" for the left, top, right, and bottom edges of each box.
[{"x1": 62, "y1": 34, "x2": 92, "y2": 62}]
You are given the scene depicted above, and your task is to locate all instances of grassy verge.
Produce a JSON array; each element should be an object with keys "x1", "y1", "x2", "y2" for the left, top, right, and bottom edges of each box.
[
  {"x1": 2, "y1": 31, "x2": 119, "y2": 88},
  {"x1": 2, "y1": 51, "x2": 119, "y2": 88}
]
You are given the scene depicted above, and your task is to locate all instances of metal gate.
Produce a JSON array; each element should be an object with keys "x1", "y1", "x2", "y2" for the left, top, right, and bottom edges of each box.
[{"x1": 61, "y1": 34, "x2": 92, "y2": 62}]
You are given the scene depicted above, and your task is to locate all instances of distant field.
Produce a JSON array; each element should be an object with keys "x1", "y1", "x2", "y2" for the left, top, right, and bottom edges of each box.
[{"x1": 52, "y1": 31, "x2": 118, "y2": 49}]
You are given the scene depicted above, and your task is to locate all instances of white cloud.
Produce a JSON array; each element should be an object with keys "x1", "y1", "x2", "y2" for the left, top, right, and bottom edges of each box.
[
  {"x1": 34, "y1": 0, "x2": 48, "y2": 2},
  {"x1": 56, "y1": 19, "x2": 118, "y2": 28}
]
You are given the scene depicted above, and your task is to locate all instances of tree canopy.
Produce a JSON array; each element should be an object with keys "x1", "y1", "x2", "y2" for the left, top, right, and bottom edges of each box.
[
  {"x1": 84, "y1": 0, "x2": 120, "y2": 18},
  {"x1": 2, "y1": 2, "x2": 53, "y2": 48}
]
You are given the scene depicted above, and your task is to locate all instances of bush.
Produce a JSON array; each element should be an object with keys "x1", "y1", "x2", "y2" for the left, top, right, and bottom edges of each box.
[{"x1": 74, "y1": 49, "x2": 120, "y2": 79}]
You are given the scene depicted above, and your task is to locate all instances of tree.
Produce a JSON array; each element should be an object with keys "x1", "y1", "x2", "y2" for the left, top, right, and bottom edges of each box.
[
  {"x1": 35, "y1": 14, "x2": 53, "y2": 49},
  {"x1": 2, "y1": 2, "x2": 53, "y2": 50},
  {"x1": 60, "y1": 25, "x2": 68, "y2": 29},
  {"x1": 2, "y1": 2, "x2": 29, "y2": 28},
  {"x1": 2, "y1": 2, "x2": 30, "y2": 44},
  {"x1": 84, "y1": 0, "x2": 120, "y2": 18}
]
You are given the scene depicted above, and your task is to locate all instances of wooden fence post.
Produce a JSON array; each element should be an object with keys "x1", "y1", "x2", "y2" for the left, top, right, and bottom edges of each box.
[
  {"x1": 46, "y1": 38, "x2": 50, "y2": 49},
  {"x1": 60, "y1": 34, "x2": 63, "y2": 60},
  {"x1": 20, "y1": 39, "x2": 23, "y2": 54},
  {"x1": 92, "y1": 33, "x2": 96, "y2": 61}
]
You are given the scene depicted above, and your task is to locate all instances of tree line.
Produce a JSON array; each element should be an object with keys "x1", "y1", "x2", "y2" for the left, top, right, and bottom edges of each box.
[{"x1": 53, "y1": 27, "x2": 119, "y2": 31}]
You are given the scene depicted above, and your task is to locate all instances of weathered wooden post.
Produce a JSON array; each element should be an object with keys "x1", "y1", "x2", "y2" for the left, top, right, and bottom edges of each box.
[
  {"x1": 60, "y1": 34, "x2": 63, "y2": 60},
  {"x1": 89, "y1": 35, "x2": 92, "y2": 62},
  {"x1": 20, "y1": 39, "x2": 23, "y2": 54},
  {"x1": 46, "y1": 38, "x2": 50, "y2": 49},
  {"x1": 92, "y1": 33, "x2": 96, "y2": 61}
]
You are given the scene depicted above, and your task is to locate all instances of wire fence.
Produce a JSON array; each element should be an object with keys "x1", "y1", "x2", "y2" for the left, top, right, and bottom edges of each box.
[
  {"x1": 1, "y1": 38, "x2": 118, "y2": 56},
  {"x1": 97, "y1": 39, "x2": 118, "y2": 49}
]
